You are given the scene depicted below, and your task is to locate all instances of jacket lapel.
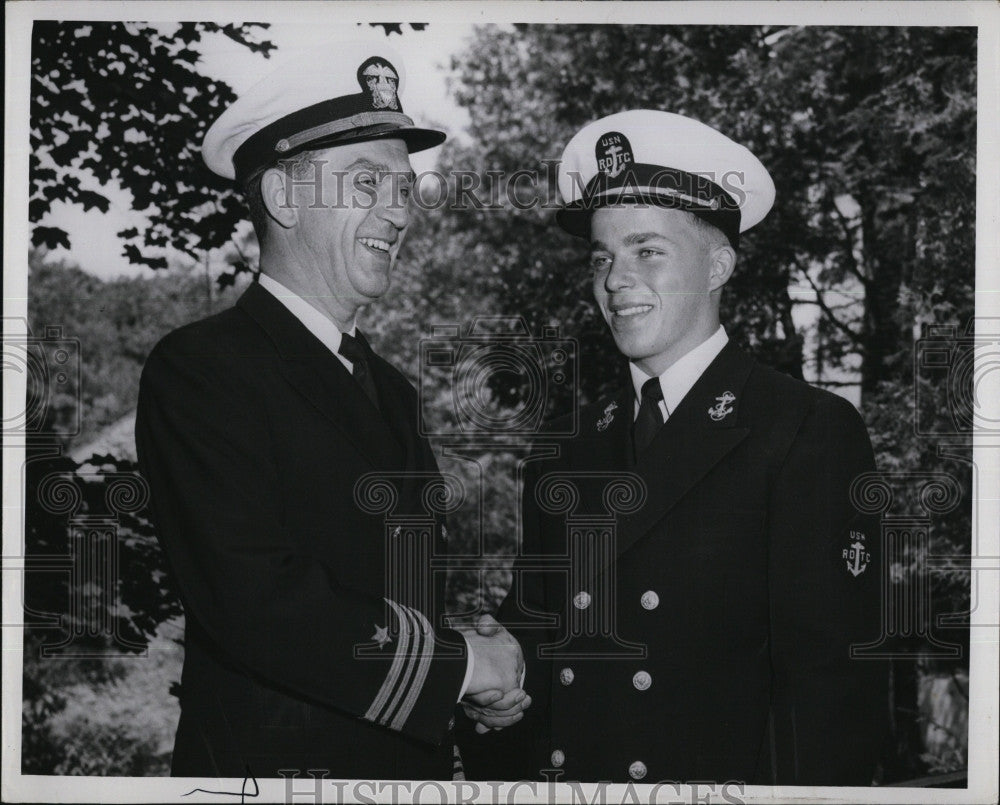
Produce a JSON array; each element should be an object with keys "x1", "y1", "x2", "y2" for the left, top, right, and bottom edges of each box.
[
  {"x1": 581, "y1": 388, "x2": 634, "y2": 477},
  {"x1": 599, "y1": 342, "x2": 755, "y2": 571},
  {"x1": 367, "y1": 349, "x2": 426, "y2": 493},
  {"x1": 237, "y1": 283, "x2": 405, "y2": 469}
]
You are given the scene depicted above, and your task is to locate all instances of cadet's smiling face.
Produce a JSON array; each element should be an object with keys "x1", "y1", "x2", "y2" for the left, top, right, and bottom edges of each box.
[
  {"x1": 290, "y1": 138, "x2": 413, "y2": 324},
  {"x1": 589, "y1": 206, "x2": 734, "y2": 377}
]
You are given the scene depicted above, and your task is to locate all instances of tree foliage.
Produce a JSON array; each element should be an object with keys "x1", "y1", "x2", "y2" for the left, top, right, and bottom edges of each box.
[
  {"x1": 30, "y1": 22, "x2": 275, "y2": 269},
  {"x1": 28, "y1": 250, "x2": 249, "y2": 447}
]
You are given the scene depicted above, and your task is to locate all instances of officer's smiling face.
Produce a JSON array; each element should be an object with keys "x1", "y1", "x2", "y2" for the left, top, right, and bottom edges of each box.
[
  {"x1": 290, "y1": 138, "x2": 413, "y2": 324},
  {"x1": 590, "y1": 205, "x2": 734, "y2": 377}
]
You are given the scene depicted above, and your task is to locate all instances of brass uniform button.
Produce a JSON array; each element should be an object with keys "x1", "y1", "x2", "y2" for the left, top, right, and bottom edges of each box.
[
  {"x1": 629, "y1": 760, "x2": 647, "y2": 780},
  {"x1": 632, "y1": 670, "x2": 652, "y2": 691}
]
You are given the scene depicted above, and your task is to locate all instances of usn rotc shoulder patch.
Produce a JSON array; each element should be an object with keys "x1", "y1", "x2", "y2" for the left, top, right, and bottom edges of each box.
[{"x1": 842, "y1": 529, "x2": 872, "y2": 578}]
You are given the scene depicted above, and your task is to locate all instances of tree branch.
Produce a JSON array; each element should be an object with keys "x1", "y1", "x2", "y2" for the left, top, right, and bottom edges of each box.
[
  {"x1": 798, "y1": 268, "x2": 866, "y2": 350},
  {"x1": 830, "y1": 196, "x2": 873, "y2": 289},
  {"x1": 810, "y1": 379, "x2": 863, "y2": 387},
  {"x1": 790, "y1": 297, "x2": 862, "y2": 312}
]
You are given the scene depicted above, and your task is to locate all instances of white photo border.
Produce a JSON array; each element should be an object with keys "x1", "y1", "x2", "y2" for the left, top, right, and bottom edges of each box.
[{"x1": 3, "y1": 2, "x2": 998, "y2": 803}]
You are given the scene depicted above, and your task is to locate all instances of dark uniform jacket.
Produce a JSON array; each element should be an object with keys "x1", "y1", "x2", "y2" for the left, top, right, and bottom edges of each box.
[
  {"x1": 461, "y1": 341, "x2": 887, "y2": 785},
  {"x1": 136, "y1": 282, "x2": 467, "y2": 780}
]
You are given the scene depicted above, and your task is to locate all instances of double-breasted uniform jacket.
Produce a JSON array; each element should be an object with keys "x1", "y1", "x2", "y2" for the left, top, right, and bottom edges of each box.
[
  {"x1": 460, "y1": 341, "x2": 888, "y2": 785},
  {"x1": 135, "y1": 281, "x2": 467, "y2": 780}
]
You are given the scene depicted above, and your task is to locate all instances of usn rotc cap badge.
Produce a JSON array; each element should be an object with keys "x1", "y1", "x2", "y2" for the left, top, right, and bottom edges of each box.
[
  {"x1": 556, "y1": 110, "x2": 776, "y2": 248},
  {"x1": 202, "y1": 42, "x2": 446, "y2": 183},
  {"x1": 595, "y1": 132, "x2": 634, "y2": 178}
]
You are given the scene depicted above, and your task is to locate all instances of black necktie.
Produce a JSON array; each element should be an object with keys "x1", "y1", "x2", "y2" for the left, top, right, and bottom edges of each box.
[
  {"x1": 633, "y1": 377, "x2": 664, "y2": 461},
  {"x1": 338, "y1": 331, "x2": 380, "y2": 410}
]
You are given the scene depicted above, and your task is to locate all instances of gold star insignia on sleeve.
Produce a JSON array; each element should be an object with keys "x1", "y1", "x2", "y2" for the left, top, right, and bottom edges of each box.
[{"x1": 371, "y1": 624, "x2": 392, "y2": 649}]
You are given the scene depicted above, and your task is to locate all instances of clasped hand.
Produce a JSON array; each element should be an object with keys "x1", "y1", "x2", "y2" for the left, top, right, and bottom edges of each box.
[{"x1": 458, "y1": 614, "x2": 531, "y2": 734}]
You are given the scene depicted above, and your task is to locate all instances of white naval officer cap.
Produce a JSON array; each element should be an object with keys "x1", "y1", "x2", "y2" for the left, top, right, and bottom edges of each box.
[
  {"x1": 202, "y1": 41, "x2": 446, "y2": 183},
  {"x1": 556, "y1": 110, "x2": 775, "y2": 248}
]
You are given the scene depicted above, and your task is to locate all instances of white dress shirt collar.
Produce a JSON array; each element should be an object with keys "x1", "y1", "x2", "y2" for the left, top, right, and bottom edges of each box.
[
  {"x1": 629, "y1": 326, "x2": 729, "y2": 421},
  {"x1": 258, "y1": 273, "x2": 357, "y2": 370}
]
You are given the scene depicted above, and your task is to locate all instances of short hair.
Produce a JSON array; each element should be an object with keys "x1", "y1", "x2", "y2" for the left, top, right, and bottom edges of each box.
[
  {"x1": 242, "y1": 149, "x2": 324, "y2": 249},
  {"x1": 686, "y1": 211, "x2": 735, "y2": 254}
]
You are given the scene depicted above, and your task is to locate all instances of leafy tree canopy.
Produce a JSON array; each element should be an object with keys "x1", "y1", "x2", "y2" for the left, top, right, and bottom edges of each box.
[{"x1": 30, "y1": 21, "x2": 275, "y2": 269}]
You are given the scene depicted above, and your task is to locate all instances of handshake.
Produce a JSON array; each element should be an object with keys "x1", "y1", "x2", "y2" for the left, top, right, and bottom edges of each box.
[{"x1": 457, "y1": 614, "x2": 531, "y2": 734}]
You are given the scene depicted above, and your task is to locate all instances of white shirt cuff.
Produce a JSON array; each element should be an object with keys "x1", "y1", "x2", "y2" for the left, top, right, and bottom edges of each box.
[{"x1": 457, "y1": 633, "x2": 475, "y2": 701}]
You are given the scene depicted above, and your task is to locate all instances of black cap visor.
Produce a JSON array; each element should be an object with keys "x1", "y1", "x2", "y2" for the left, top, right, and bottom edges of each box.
[{"x1": 556, "y1": 163, "x2": 741, "y2": 248}]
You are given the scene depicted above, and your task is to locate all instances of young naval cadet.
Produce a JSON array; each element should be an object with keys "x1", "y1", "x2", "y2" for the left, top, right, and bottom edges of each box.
[
  {"x1": 459, "y1": 110, "x2": 888, "y2": 785},
  {"x1": 135, "y1": 43, "x2": 527, "y2": 780}
]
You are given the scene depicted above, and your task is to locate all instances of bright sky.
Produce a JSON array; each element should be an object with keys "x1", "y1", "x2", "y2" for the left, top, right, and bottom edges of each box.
[{"x1": 40, "y1": 22, "x2": 478, "y2": 279}]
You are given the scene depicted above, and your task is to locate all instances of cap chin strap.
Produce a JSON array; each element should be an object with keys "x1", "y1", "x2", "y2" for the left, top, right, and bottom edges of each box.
[
  {"x1": 276, "y1": 111, "x2": 414, "y2": 153},
  {"x1": 556, "y1": 195, "x2": 742, "y2": 248},
  {"x1": 590, "y1": 185, "x2": 722, "y2": 211}
]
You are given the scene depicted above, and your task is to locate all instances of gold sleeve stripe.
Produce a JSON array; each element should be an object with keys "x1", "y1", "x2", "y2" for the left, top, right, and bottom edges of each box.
[
  {"x1": 389, "y1": 605, "x2": 436, "y2": 730},
  {"x1": 363, "y1": 598, "x2": 412, "y2": 724},
  {"x1": 380, "y1": 603, "x2": 425, "y2": 727}
]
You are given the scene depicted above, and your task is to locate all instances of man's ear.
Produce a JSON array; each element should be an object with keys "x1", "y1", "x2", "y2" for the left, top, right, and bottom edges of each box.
[
  {"x1": 261, "y1": 168, "x2": 297, "y2": 230},
  {"x1": 708, "y1": 244, "x2": 737, "y2": 292}
]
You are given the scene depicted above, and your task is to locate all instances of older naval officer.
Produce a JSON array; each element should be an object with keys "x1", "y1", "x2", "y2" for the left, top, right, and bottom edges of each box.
[{"x1": 135, "y1": 43, "x2": 528, "y2": 780}]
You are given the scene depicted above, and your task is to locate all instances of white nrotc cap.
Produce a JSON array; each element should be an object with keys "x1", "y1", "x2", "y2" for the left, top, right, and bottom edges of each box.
[{"x1": 556, "y1": 109, "x2": 775, "y2": 247}]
